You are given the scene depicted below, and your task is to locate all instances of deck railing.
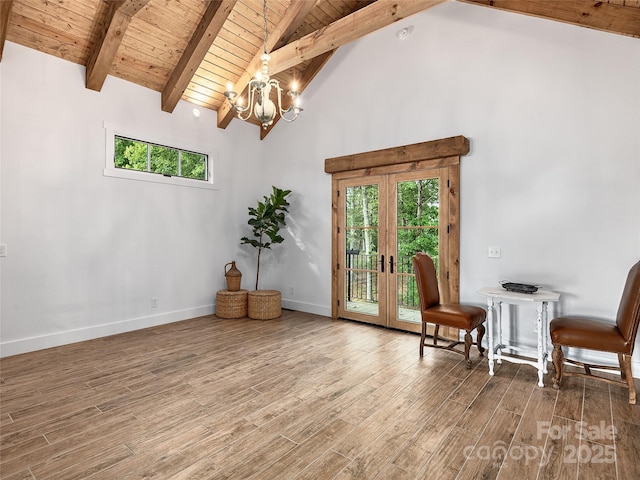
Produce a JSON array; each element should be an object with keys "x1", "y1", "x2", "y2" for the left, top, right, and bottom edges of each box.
[{"x1": 345, "y1": 251, "x2": 420, "y2": 310}]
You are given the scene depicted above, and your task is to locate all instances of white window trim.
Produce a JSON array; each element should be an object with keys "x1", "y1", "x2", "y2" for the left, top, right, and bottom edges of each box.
[{"x1": 103, "y1": 122, "x2": 217, "y2": 190}]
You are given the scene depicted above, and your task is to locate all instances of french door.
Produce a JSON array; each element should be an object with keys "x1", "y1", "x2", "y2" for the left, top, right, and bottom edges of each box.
[{"x1": 333, "y1": 167, "x2": 458, "y2": 334}]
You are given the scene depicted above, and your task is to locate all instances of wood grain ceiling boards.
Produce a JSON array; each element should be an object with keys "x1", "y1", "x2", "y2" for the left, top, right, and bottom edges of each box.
[{"x1": 1, "y1": 0, "x2": 639, "y2": 138}]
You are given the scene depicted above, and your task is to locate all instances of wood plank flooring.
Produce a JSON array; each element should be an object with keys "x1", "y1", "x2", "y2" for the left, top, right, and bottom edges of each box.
[{"x1": 1, "y1": 311, "x2": 639, "y2": 479}]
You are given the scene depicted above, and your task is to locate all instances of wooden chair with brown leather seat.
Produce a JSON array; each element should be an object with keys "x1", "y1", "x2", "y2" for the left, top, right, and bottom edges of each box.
[
  {"x1": 412, "y1": 253, "x2": 486, "y2": 368},
  {"x1": 550, "y1": 260, "x2": 640, "y2": 404}
]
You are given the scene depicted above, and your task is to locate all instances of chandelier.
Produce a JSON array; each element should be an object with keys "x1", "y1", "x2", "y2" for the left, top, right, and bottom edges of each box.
[{"x1": 223, "y1": 0, "x2": 303, "y2": 129}]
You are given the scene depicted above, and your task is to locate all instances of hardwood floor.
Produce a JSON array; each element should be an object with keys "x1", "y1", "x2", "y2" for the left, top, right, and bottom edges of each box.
[{"x1": 1, "y1": 311, "x2": 639, "y2": 480}]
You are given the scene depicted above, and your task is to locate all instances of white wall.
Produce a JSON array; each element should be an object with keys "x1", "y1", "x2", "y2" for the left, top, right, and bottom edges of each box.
[
  {"x1": 262, "y1": 3, "x2": 640, "y2": 367},
  {"x1": 1, "y1": 2, "x2": 639, "y2": 372},
  {"x1": 0, "y1": 42, "x2": 262, "y2": 356}
]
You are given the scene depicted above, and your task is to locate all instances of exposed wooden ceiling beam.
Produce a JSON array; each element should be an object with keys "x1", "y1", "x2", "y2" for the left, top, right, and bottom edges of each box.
[
  {"x1": 85, "y1": 0, "x2": 149, "y2": 91},
  {"x1": 162, "y1": 0, "x2": 237, "y2": 113},
  {"x1": 0, "y1": 1, "x2": 14, "y2": 62},
  {"x1": 460, "y1": 0, "x2": 640, "y2": 38},
  {"x1": 220, "y1": 0, "x2": 444, "y2": 133},
  {"x1": 258, "y1": 2, "x2": 377, "y2": 139},
  {"x1": 259, "y1": 50, "x2": 335, "y2": 140},
  {"x1": 273, "y1": 0, "x2": 321, "y2": 50},
  {"x1": 217, "y1": 0, "x2": 320, "y2": 129},
  {"x1": 267, "y1": 0, "x2": 448, "y2": 76}
]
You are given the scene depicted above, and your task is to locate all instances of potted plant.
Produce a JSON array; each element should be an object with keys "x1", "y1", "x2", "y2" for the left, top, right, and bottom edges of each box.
[{"x1": 241, "y1": 186, "x2": 291, "y2": 319}]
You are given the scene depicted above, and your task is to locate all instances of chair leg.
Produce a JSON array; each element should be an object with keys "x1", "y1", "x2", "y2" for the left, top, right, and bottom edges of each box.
[
  {"x1": 433, "y1": 324, "x2": 440, "y2": 346},
  {"x1": 618, "y1": 353, "x2": 627, "y2": 381},
  {"x1": 552, "y1": 344, "x2": 564, "y2": 389},
  {"x1": 464, "y1": 330, "x2": 472, "y2": 369},
  {"x1": 620, "y1": 354, "x2": 636, "y2": 405},
  {"x1": 476, "y1": 324, "x2": 485, "y2": 356},
  {"x1": 420, "y1": 321, "x2": 426, "y2": 358}
]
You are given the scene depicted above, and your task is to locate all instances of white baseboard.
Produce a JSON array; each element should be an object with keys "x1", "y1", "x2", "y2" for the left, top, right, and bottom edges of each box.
[
  {"x1": 0, "y1": 305, "x2": 214, "y2": 358},
  {"x1": 5, "y1": 302, "x2": 638, "y2": 379},
  {"x1": 281, "y1": 298, "x2": 331, "y2": 317}
]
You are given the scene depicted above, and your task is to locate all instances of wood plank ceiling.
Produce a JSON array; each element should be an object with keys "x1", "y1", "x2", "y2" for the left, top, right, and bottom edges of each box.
[{"x1": 1, "y1": 0, "x2": 639, "y2": 139}]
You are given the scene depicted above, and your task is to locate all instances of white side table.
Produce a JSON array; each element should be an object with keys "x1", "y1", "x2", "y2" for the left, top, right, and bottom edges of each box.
[{"x1": 477, "y1": 287, "x2": 561, "y2": 387}]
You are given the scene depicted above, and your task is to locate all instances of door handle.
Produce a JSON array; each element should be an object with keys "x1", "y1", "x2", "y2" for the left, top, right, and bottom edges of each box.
[
  {"x1": 380, "y1": 254, "x2": 385, "y2": 273},
  {"x1": 389, "y1": 255, "x2": 394, "y2": 274}
]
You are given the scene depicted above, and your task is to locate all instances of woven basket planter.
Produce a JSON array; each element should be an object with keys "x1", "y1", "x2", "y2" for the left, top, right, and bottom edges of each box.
[
  {"x1": 248, "y1": 290, "x2": 281, "y2": 320},
  {"x1": 215, "y1": 289, "x2": 248, "y2": 319}
]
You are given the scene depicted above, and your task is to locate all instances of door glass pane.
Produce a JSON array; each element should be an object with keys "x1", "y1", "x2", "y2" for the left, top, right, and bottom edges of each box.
[
  {"x1": 345, "y1": 184, "x2": 379, "y2": 316},
  {"x1": 396, "y1": 178, "x2": 439, "y2": 323}
]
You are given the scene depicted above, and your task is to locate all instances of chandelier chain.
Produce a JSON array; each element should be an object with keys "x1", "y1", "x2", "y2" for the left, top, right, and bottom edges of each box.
[{"x1": 263, "y1": 0, "x2": 268, "y2": 55}]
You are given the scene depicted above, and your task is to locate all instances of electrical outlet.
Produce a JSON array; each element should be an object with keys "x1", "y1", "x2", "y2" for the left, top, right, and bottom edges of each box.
[
  {"x1": 488, "y1": 246, "x2": 501, "y2": 258},
  {"x1": 0, "y1": 244, "x2": 6, "y2": 257},
  {"x1": 289, "y1": 286, "x2": 295, "y2": 295},
  {"x1": 151, "y1": 298, "x2": 158, "y2": 308}
]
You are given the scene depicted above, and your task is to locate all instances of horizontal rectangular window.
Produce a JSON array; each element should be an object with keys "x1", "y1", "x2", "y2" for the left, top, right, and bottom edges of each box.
[
  {"x1": 115, "y1": 136, "x2": 208, "y2": 182},
  {"x1": 103, "y1": 122, "x2": 215, "y2": 190}
]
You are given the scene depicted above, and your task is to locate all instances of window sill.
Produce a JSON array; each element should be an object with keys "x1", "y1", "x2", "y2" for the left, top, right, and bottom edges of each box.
[{"x1": 103, "y1": 168, "x2": 218, "y2": 190}]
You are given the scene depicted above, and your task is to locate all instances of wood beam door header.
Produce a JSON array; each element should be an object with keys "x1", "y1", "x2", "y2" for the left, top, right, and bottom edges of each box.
[{"x1": 324, "y1": 135, "x2": 470, "y2": 174}]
